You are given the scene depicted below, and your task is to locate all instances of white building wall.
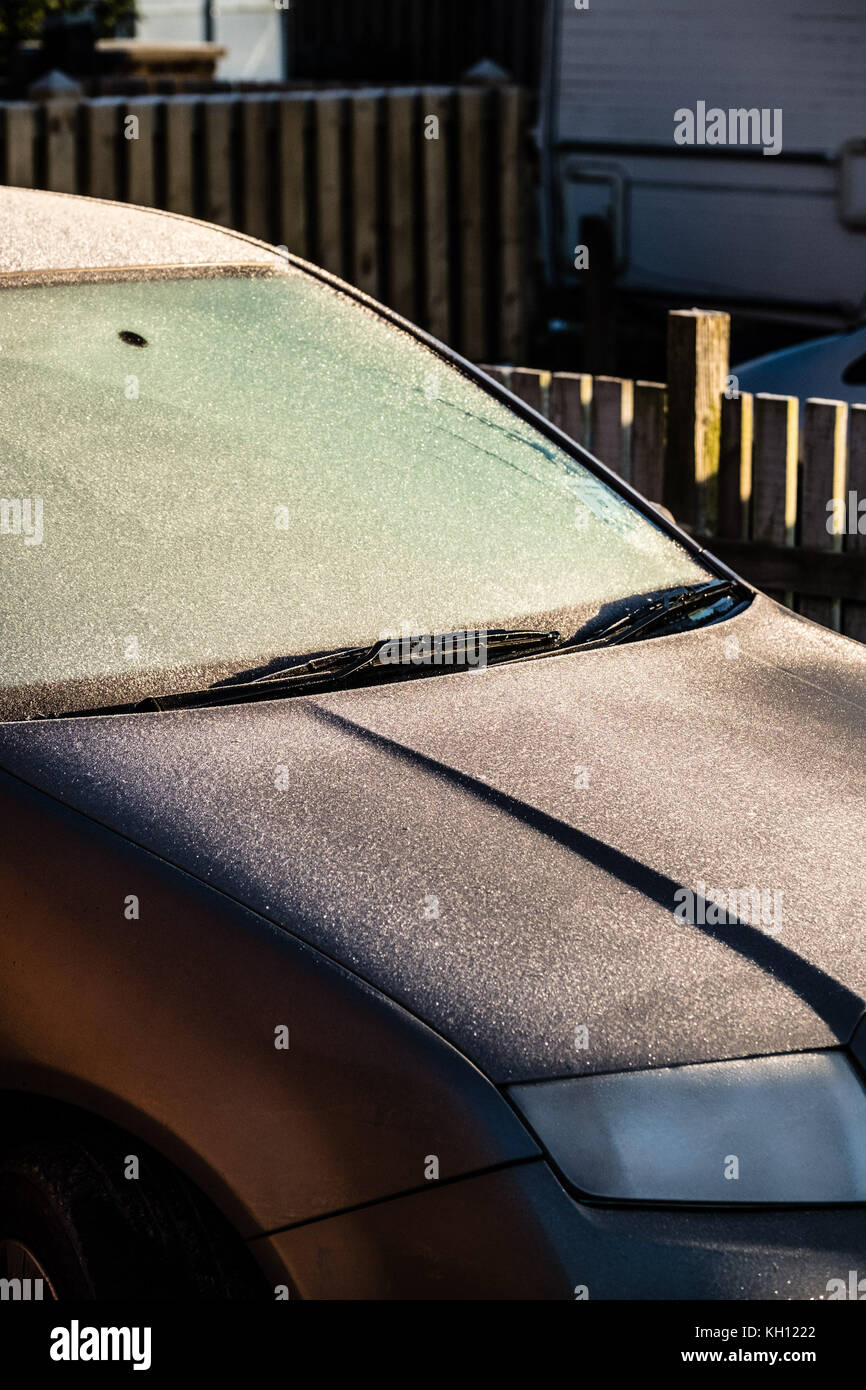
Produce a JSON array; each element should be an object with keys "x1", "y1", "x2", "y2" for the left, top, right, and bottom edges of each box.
[
  {"x1": 135, "y1": 0, "x2": 284, "y2": 80},
  {"x1": 136, "y1": 0, "x2": 205, "y2": 47},
  {"x1": 544, "y1": 0, "x2": 866, "y2": 314},
  {"x1": 553, "y1": 0, "x2": 866, "y2": 157},
  {"x1": 214, "y1": 1, "x2": 283, "y2": 80}
]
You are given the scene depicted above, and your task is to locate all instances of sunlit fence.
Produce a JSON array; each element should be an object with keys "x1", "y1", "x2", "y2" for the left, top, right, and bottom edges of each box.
[
  {"x1": 0, "y1": 84, "x2": 529, "y2": 363},
  {"x1": 484, "y1": 309, "x2": 866, "y2": 641}
]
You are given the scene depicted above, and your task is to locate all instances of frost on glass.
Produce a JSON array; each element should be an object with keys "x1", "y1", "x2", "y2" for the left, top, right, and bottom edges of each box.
[{"x1": 0, "y1": 271, "x2": 707, "y2": 704}]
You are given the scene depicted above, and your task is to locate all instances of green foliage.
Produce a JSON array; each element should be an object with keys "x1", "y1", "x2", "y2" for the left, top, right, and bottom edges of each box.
[{"x1": 0, "y1": 0, "x2": 136, "y2": 48}]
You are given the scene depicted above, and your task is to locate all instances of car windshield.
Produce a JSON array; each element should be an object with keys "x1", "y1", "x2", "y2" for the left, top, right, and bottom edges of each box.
[{"x1": 0, "y1": 265, "x2": 710, "y2": 720}]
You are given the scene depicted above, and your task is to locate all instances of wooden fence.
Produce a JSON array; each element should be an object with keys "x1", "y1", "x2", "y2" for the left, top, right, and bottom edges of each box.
[
  {"x1": 483, "y1": 309, "x2": 866, "y2": 642},
  {"x1": 0, "y1": 84, "x2": 528, "y2": 362}
]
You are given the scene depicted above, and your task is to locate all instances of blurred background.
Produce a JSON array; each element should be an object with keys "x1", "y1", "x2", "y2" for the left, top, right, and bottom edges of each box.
[{"x1": 0, "y1": 0, "x2": 864, "y2": 382}]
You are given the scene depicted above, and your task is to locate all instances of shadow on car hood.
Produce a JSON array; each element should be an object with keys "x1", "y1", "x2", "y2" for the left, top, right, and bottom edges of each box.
[{"x1": 2, "y1": 593, "x2": 866, "y2": 1084}]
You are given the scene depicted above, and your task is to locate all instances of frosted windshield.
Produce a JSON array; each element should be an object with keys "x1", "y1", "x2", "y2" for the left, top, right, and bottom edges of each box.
[{"x1": 0, "y1": 269, "x2": 707, "y2": 715}]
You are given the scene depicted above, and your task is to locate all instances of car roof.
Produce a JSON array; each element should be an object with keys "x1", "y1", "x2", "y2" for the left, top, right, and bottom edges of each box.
[{"x1": 0, "y1": 185, "x2": 283, "y2": 274}]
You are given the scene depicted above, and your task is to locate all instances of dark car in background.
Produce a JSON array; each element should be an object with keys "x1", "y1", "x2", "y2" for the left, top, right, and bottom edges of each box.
[
  {"x1": 735, "y1": 324, "x2": 866, "y2": 415},
  {"x1": 2, "y1": 189, "x2": 866, "y2": 1300}
]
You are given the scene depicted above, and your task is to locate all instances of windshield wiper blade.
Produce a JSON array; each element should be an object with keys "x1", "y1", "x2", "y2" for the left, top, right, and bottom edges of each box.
[
  {"x1": 562, "y1": 580, "x2": 746, "y2": 653},
  {"x1": 44, "y1": 626, "x2": 561, "y2": 719},
  {"x1": 199, "y1": 626, "x2": 561, "y2": 699}
]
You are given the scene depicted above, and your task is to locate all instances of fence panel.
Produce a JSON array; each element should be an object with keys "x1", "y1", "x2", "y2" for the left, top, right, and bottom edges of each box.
[
  {"x1": 549, "y1": 371, "x2": 592, "y2": 452},
  {"x1": 350, "y1": 92, "x2": 381, "y2": 298},
  {"x1": 799, "y1": 399, "x2": 848, "y2": 630},
  {"x1": 87, "y1": 98, "x2": 121, "y2": 202},
  {"x1": 385, "y1": 90, "x2": 417, "y2": 321},
  {"x1": 242, "y1": 97, "x2": 275, "y2": 245},
  {"x1": 314, "y1": 93, "x2": 344, "y2": 277},
  {"x1": 718, "y1": 392, "x2": 753, "y2": 541},
  {"x1": 4, "y1": 103, "x2": 37, "y2": 187},
  {"x1": 480, "y1": 310, "x2": 865, "y2": 635},
  {"x1": 665, "y1": 308, "x2": 729, "y2": 532},
  {"x1": 164, "y1": 98, "x2": 195, "y2": 217},
  {"x1": 125, "y1": 98, "x2": 159, "y2": 209},
  {"x1": 44, "y1": 100, "x2": 77, "y2": 194},
  {"x1": 498, "y1": 86, "x2": 526, "y2": 363},
  {"x1": 202, "y1": 97, "x2": 235, "y2": 228},
  {"x1": 421, "y1": 87, "x2": 452, "y2": 345},
  {"x1": 591, "y1": 376, "x2": 633, "y2": 483},
  {"x1": 751, "y1": 394, "x2": 798, "y2": 548},
  {"x1": 631, "y1": 382, "x2": 666, "y2": 504},
  {"x1": 458, "y1": 87, "x2": 485, "y2": 363},
  {"x1": 0, "y1": 86, "x2": 528, "y2": 363},
  {"x1": 508, "y1": 366, "x2": 547, "y2": 416},
  {"x1": 278, "y1": 96, "x2": 309, "y2": 259}
]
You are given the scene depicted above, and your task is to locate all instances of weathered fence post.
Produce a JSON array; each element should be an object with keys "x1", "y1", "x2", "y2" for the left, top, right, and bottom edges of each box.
[
  {"x1": 164, "y1": 98, "x2": 195, "y2": 217},
  {"x1": 315, "y1": 93, "x2": 345, "y2": 276},
  {"x1": 752, "y1": 392, "x2": 798, "y2": 605},
  {"x1": 125, "y1": 98, "x2": 159, "y2": 209},
  {"x1": 351, "y1": 90, "x2": 382, "y2": 297},
  {"x1": 44, "y1": 99, "x2": 78, "y2": 195},
  {"x1": 498, "y1": 86, "x2": 526, "y2": 364},
  {"x1": 800, "y1": 398, "x2": 848, "y2": 630},
  {"x1": 509, "y1": 366, "x2": 549, "y2": 417},
  {"x1": 4, "y1": 103, "x2": 37, "y2": 188},
  {"x1": 385, "y1": 89, "x2": 417, "y2": 321},
  {"x1": 718, "y1": 391, "x2": 753, "y2": 540},
  {"x1": 752, "y1": 394, "x2": 798, "y2": 550},
  {"x1": 664, "y1": 308, "x2": 730, "y2": 533},
  {"x1": 202, "y1": 96, "x2": 235, "y2": 229},
  {"x1": 631, "y1": 381, "x2": 667, "y2": 504},
  {"x1": 278, "y1": 94, "x2": 310, "y2": 259},
  {"x1": 550, "y1": 371, "x2": 593, "y2": 451},
  {"x1": 591, "y1": 376, "x2": 633, "y2": 481},
  {"x1": 87, "y1": 98, "x2": 121, "y2": 202},
  {"x1": 844, "y1": 404, "x2": 866, "y2": 642},
  {"x1": 458, "y1": 86, "x2": 486, "y2": 363},
  {"x1": 242, "y1": 96, "x2": 276, "y2": 245},
  {"x1": 421, "y1": 87, "x2": 452, "y2": 345}
]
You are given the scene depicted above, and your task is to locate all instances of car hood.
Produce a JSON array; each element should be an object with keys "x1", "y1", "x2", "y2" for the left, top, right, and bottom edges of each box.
[{"x1": 2, "y1": 593, "x2": 865, "y2": 1084}]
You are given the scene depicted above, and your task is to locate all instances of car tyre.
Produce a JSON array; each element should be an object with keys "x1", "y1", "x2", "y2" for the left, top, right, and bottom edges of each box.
[{"x1": 0, "y1": 1132, "x2": 265, "y2": 1299}]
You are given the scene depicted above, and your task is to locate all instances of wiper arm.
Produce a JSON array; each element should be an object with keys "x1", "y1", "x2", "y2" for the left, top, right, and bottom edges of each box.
[
  {"x1": 221, "y1": 626, "x2": 561, "y2": 689},
  {"x1": 185, "y1": 627, "x2": 560, "y2": 705},
  {"x1": 216, "y1": 636, "x2": 394, "y2": 691},
  {"x1": 562, "y1": 580, "x2": 746, "y2": 653},
  {"x1": 44, "y1": 626, "x2": 561, "y2": 719}
]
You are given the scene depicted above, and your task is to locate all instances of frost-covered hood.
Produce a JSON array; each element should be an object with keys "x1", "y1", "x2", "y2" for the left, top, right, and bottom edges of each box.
[{"x1": 2, "y1": 593, "x2": 865, "y2": 1083}]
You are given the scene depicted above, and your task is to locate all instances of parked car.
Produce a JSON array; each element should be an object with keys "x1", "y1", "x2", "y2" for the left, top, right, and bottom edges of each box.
[
  {"x1": 2, "y1": 188, "x2": 866, "y2": 1301},
  {"x1": 734, "y1": 324, "x2": 866, "y2": 411}
]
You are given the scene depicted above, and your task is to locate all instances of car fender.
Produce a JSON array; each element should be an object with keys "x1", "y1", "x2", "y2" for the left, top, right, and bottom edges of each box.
[{"x1": 0, "y1": 767, "x2": 538, "y2": 1239}]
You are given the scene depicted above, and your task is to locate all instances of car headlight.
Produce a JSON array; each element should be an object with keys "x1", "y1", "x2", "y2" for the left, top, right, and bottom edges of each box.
[{"x1": 509, "y1": 1051, "x2": 866, "y2": 1203}]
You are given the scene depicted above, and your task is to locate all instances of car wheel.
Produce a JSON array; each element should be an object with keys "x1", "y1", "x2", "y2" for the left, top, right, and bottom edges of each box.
[{"x1": 0, "y1": 1133, "x2": 265, "y2": 1299}]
